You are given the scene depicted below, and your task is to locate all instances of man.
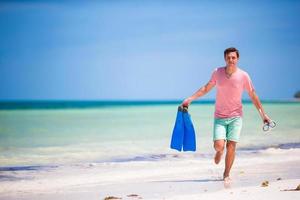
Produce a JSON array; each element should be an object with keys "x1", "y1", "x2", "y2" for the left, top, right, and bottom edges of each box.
[{"x1": 182, "y1": 47, "x2": 272, "y2": 182}]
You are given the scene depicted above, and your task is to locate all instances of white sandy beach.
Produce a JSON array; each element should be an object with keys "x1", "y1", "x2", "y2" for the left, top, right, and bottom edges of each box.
[{"x1": 0, "y1": 147, "x2": 299, "y2": 200}]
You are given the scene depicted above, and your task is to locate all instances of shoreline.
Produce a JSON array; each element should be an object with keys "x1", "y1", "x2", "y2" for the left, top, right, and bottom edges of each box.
[{"x1": 1, "y1": 142, "x2": 300, "y2": 169}]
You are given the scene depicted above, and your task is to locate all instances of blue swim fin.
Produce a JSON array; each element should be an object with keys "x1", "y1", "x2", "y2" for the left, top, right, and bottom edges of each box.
[
  {"x1": 170, "y1": 106, "x2": 185, "y2": 151},
  {"x1": 182, "y1": 106, "x2": 196, "y2": 151}
]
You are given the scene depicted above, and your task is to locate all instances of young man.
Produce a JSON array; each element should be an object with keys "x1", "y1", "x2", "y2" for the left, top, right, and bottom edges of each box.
[{"x1": 182, "y1": 47, "x2": 272, "y2": 182}]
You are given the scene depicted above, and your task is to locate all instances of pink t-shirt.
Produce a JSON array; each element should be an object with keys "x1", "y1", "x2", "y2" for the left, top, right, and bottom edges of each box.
[{"x1": 209, "y1": 67, "x2": 254, "y2": 118}]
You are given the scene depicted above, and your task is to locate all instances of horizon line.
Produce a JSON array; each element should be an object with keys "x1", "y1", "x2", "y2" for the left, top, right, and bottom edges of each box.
[
  {"x1": 0, "y1": 98, "x2": 299, "y2": 102},
  {"x1": 0, "y1": 99, "x2": 299, "y2": 110}
]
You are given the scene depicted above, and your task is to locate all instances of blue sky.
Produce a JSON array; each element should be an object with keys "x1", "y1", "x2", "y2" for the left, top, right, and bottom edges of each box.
[{"x1": 0, "y1": 0, "x2": 299, "y2": 100}]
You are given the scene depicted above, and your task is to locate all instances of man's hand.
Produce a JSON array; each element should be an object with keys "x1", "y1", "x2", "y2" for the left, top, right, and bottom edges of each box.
[
  {"x1": 262, "y1": 113, "x2": 271, "y2": 124},
  {"x1": 182, "y1": 97, "x2": 192, "y2": 107}
]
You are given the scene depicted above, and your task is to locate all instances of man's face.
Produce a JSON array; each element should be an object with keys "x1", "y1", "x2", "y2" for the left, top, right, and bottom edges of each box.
[{"x1": 225, "y1": 52, "x2": 239, "y2": 67}]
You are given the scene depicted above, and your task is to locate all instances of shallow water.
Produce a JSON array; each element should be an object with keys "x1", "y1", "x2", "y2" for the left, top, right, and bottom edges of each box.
[{"x1": 0, "y1": 101, "x2": 299, "y2": 167}]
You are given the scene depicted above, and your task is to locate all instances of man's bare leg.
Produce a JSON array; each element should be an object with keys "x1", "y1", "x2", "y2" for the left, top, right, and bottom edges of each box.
[
  {"x1": 223, "y1": 140, "x2": 237, "y2": 179},
  {"x1": 214, "y1": 140, "x2": 225, "y2": 164}
]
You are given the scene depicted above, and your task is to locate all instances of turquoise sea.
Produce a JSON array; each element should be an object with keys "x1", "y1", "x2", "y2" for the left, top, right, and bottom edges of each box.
[{"x1": 0, "y1": 101, "x2": 299, "y2": 167}]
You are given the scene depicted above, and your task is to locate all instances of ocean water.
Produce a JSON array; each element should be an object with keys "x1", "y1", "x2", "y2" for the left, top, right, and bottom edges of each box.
[{"x1": 0, "y1": 101, "x2": 299, "y2": 167}]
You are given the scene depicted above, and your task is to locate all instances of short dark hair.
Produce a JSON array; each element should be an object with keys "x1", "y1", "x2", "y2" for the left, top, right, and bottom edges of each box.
[{"x1": 224, "y1": 47, "x2": 239, "y2": 58}]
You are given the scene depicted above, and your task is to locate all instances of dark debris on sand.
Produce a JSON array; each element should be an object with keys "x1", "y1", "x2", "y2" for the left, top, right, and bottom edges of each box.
[
  {"x1": 281, "y1": 184, "x2": 300, "y2": 192},
  {"x1": 127, "y1": 194, "x2": 143, "y2": 199},
  {"x1": 103, "y1": 194, "x2": 143, "y2": 200},
  {"x1": 261, "y1": 180, "x2": 269, "y2": 187},
  {"x1": 104, "y1": 196, "x2": 122, "y2": 200}
]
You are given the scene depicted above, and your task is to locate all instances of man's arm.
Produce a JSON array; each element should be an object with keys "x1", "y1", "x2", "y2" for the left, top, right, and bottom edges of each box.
[
  {"x1": 248, "y1": 90, "x2": 271, "y2": 123},
  {"x1": 182, "y1": 82, "x2": 215, "y2": 106}
]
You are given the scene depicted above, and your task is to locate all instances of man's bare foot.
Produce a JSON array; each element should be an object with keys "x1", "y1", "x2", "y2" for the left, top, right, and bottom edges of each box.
[
  {"x1": 223, "y1": 176, "x2": 231, "y2": 188},
  {"x1": 223, "y1": 176, "x2": 231, "y2": 181},
  {"x1": 214, "y1": 151, "x2": 223, "y2": 164}
]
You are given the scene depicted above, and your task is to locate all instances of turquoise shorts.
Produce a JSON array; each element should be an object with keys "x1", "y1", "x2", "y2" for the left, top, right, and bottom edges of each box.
[{"x1": 213, "y1": 117, "x2": 243, "y2": 142}]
